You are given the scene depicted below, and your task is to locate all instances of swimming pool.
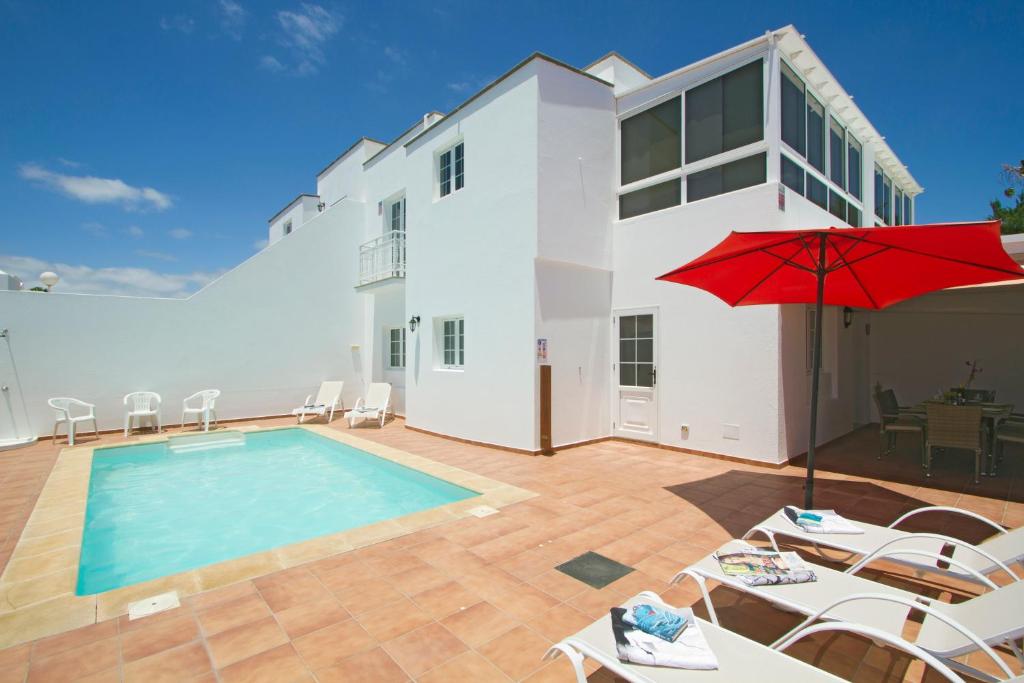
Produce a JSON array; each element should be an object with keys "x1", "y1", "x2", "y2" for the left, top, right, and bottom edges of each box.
[{"x1": 77, "y1": 428, "x2": 478, "y2": 595}]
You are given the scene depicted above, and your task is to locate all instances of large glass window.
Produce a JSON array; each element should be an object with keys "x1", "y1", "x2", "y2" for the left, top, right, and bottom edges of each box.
[
  {"x1": 806, "y1": 95, "x2": 825, "y2": 173},
  {"x1": 781, "y1": 155, "x2": 804, "y2": 195},
  {"x1": 619, "y1": 180, "x2": 681, "y2": 219},
  {"x1": 684, "y1": 60, "x2": 763, "y2": 164},
  {"x1": 686, "y1": 153, "x2": 766, "y2": 203},
  {"x1": 874, "y1": 165, "x2": 884, "y2": 219},
  {"x1": 807, "y1": 174, "x2": 827, "y2": 210},
  {"x1": 780, "y1": 62, "x2": 805, "y2": 156},
  {"x1": 904, "y1": 194, "x2": 912, "y2": 224},
  {"x1": 894, "y1": 188, "x2": 903, "y2": 225},
  {"x1": 882, "y1": 173, "x2": 892, "y2": 224},
  {"x1": 829, "y1": 190, "x2": 847, "y2": 223},
  {"x1": 847, "y1": 204, "x2": 862, "y2": 227},
  {"x1": 620, "y1": 97, "x2": 681, "y2": 185},
  {"x1": 847, "y1": 136, "x2": 862, "y2": 200},
  {"x1": 829, "y1": 117, "x2": 845, "y2": 188},
  {"x1": 441, "y1": 318, "x2": 464, "y2": 368}
]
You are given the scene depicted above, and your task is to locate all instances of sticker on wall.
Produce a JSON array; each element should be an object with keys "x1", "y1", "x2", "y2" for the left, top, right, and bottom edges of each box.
[{"x1": 536, "y1": 338, "x2": 548, "y2": 363}]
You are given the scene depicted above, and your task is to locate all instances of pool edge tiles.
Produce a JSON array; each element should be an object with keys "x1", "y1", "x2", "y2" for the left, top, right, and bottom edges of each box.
[{"x1": 0, "y1": 424, "x2": 535, "y2": 649}]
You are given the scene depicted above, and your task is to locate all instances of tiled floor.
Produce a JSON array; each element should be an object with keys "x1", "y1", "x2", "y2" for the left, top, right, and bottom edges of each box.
[{"x1": 0, "y1": 418, "x2": 1020, "y2": 682}]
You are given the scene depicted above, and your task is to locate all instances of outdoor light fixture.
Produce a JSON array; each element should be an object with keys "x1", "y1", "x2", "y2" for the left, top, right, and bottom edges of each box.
[
  {"x1": 408, "y1": 315, "x2": 420, "y2": 332},
  {"x1": 843, "y1": 306, "x2": 854, "y2": 328},
  {"x1": 39, "y1": 271, "x2": 59, "y2": 292}
]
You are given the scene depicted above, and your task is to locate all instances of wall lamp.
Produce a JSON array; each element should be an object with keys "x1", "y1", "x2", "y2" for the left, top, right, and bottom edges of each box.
[
  {"x1": 408, "y1": 315, "x2": 421, "y2": 332},
  {"x1": 843, "y1": 306, "x2": 854, "y2": 328}
]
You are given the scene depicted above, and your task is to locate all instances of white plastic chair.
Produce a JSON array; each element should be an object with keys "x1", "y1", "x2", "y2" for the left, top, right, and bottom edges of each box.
[
  {"x1": 292, "y1": 381, "x2": 344, "y2": 423},
  {"x1": 47, "y1": 397, "x2": 98, "y2": 446},
  {"x1": 181, "y1": 389, "x2": 220, "y2": 432},
  {"x1": 124, "y1": 391, "x2": 162, "y2": 436},
  {"x1": 348, "y1": 383, "x2": 392, "y2": 428}
]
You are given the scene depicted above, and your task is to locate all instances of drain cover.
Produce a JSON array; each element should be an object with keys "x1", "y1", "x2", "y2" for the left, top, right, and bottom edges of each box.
[
  {"x1": 128, "y1": 591, "x2": 180, "y2": 620},
  {"x1": 468, "y1": 505, "x2": 499, "y2": 518},
  {"x1": 556, "y1": 551, "x2": 634, "y2": 589}
]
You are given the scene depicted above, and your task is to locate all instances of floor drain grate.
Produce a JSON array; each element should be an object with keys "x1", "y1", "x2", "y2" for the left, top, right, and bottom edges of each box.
[
  {"x1": 127, "y1": 591, "x2": 180, "y2": 620},
  {"x1": 555, "y1": 551, "x2": 634, "y2": 589}
]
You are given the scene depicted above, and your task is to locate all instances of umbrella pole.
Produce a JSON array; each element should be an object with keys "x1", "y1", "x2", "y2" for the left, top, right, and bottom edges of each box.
[{"x1": 805, "y1": 234, "x2": 827, "y2": 509}]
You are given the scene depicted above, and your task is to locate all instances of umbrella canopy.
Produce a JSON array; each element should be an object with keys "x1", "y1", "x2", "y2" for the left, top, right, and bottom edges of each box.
[{"x1": 657, "y1": 220, "x2": 1024, "y2": 507}]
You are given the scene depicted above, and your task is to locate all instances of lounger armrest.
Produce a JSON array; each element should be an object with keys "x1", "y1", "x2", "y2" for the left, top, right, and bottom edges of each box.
[
  {"x1": 774, "y1": 622, "x2": 965, "y2": 683},
  {"x1": 353, "y1": 398, "x2": 365, "y2": 411},
  {"x1": 303, "y1": 394, "x2": 313, "y2": 406},
  {"x1": 889, "y1": 506, "x2": 1007, "y2": 536},
  {"x1": 774, "y1": 592, "x2": 1014, "y2": 680},
  {"x1": 847, "y1": 547, "x2": 1000, "y2": 589},
  {"x1": 848, "y1": 532, "x2": 1019, "y2": 584}
]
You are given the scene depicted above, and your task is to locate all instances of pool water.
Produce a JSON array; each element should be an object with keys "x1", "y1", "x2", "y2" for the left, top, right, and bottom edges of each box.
[{"x1": 77, "y1": 428, "x2": 478, "y2": 595}]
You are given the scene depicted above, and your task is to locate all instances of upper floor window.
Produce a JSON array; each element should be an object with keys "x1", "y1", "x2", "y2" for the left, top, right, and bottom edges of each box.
[
  {"x1": 904, "y1": 193, "x2": 913, "y2": 224},
  {"x1": 283, "y1": 219, "x2": 292, "y2": 235},
  {"x1": 847, "y1": 136, "x2": 862, "y2": 200},
  {"x1": 685, "y1": 60, "x2": 763, "y2": 164},
  {"x1": 806, "y1": 94, "x2": 825, "y2": 174},
  {"x1": 687, "y1": 153, "x2": 765, "y2": 203},
  {"x1": 882, "y1": 173, "x2": 892, "y2": 224},
  {"x1": 874, "y1": 165, "x2": 885, "y2": 220},
  {"x1": 439, "y1": 142, "x2": 464, "y2": 198},
  {"x1": 894, "y1": 187, "x2": 904, "y2": 225},
  {"x1": 389, "y1": 196, "x2": 406, "y2": 232},
  {"x1": 620, "y1": 96, "x2": 681, "y2": 185},
  {"x1": 441, "y1": 317, "x2": 464, "y2": 369},
  {"x1": 388, "y1": 327, "x2": 406, "y2": 369},
  {"x1": 829, "y1": 117, "x2": 845, "y2": 189}
]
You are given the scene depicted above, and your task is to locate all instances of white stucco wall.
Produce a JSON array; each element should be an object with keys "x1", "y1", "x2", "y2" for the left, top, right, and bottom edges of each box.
[
  {"x1": 0, "y1": 202, "x2": 367, "y2": 438},
  {"x1": 267, "y1": 195, "x2": 321, "y2": 245}
]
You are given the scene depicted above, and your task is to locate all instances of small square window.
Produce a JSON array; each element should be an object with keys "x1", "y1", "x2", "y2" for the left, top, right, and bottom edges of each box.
[{"x1": 283, "y1": 219, "x2": 292, "y2": 235}]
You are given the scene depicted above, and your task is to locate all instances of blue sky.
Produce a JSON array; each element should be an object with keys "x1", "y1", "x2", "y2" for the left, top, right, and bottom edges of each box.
[{"x1": 1, "y1": 0, "x2": 1021, "y2": 296}]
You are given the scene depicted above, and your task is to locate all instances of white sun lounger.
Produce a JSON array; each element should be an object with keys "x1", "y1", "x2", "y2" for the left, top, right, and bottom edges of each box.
[
  {"x1": 675, "y1": 540, "x2": 1024, "y2": 682},
  {"x1": 744, "y1": 506, "x2": 1022, "y2": 588},
  {"x1": 347, "y1": 382, "x2": 391, "y2": 428},
  {"x1": 291, "y1": 381, "x2": 344, "y2": 423},
  {"x1": 543, "y1": 591, "x2": 967, "y2": 683}
]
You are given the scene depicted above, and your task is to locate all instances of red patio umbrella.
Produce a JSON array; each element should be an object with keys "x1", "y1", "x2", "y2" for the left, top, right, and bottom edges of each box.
[{"x1": 657, "y1": 220, "x2": 1024, "y2": 508}]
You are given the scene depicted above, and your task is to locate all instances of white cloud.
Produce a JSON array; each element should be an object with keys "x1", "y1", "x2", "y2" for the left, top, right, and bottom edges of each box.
[
  {"x1": 219, "y1": 0, "x2": 247, "y2": 40},
  {"x1": 446, "y1": 81, "x2": 471, "y2": 92},
  {"x1": 252, "y1": 238, "x2": 268, "y2": 250},
  {"x1": 168, "y1": 228, "x2": 192, "y2": 240},
  {"x1": 126, "y1": 225, "x2": 144, "y2": 238},
  {"x1": 19, "y1": 163, "x2": 172, "y2": 211},
  {"x1": 383, "y1": 46, "x2": 406, "y2": 65},
  {"x1": 82, "y1": 221, "x2": 109, "y2": 238},
  {"x1": 160, "y1": 15, "x2": 196, "y2": 34},
  {"x1": 57, "y1": 157, "x2": 82, "y2": 168},
  {"x1": 274, "y1": 3, "x2": 340, "y2": 76},
  {"x1": 135, "y1": 249, "x2": 177, "y2": 263},
  {"x1": 0, "y1": 254, "x2": 218, "y2": 298},
  {"x1": 259, "y1": 55, "x2": 285, "y2": 73}
]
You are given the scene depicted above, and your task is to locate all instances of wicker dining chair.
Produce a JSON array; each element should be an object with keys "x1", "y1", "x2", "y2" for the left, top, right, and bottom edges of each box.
[
  {"x1": 925, "y1": 403, "x2": 984, "y2": 483},
  {"x1": 873, "y1": 388, "x2": 924, "y2": 461}
]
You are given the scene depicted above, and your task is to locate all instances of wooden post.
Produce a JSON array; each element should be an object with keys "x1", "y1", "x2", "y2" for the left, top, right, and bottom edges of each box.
[{"x1": 539, "y1": 365, "x2": 554, "y2": 456}]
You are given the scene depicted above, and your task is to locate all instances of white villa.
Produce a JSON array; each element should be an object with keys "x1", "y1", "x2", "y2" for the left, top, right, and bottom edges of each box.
[{"x1": 2, "y1": 25, "x2": 1023, "y2": 463}]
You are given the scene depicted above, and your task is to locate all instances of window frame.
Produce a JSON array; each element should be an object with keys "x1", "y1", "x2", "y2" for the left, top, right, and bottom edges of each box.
[
  {"x1": 436, "y1": 140, "x2": 465, "y2": 199},
  {"x1": 439, "y1": 317, "x2": 465, "y2": 370},
  {"x1": 386, "y1": 327, "x2": 406, "y2": 369},
  {"x1": 283, "y1": 219, "x2": 292, "y2": 235}
]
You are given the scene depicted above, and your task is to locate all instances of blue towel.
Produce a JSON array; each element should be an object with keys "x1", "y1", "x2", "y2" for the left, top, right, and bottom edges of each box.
[{"x1": 623, "y1": 603, "x2": 688, "y2": 642}]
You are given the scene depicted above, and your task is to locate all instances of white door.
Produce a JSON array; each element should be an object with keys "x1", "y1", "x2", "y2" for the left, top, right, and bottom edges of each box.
[{"x1": 613, "y1": 309, "x2": 658, "y2": 441}]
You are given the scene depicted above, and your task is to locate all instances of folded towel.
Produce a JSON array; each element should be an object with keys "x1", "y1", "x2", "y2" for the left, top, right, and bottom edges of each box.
[
  {"x1": 611, "y1": 606, "x2": 718, "y2": 670},
  {"x1": 622, "y1": 603, "x2": 688, "y2": 642},
  {"x1": 784, "y1": 506, "x2": 863, "y2": 534}
]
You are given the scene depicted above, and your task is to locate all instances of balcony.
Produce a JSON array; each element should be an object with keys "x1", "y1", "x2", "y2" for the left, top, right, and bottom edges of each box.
[{"x1": 357, "y1": 230, "x2": 406, "y2": 288}]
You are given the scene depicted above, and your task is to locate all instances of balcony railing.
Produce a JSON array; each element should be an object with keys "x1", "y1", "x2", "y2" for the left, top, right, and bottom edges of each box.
[{"x1": 358, "y1": 230, "x2": 406, "y2": 286}]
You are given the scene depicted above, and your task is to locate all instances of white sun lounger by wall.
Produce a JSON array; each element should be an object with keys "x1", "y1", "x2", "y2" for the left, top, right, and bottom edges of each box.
[
  {"x1": 348, "y1": 383, "x2": 391, "y2": 428},
  {"x1": 744, "y1": 506, "x2": 1022, "y2": 587},
  {"x1": 674, "y1": 540, "x2": 1024, "y2": 681},
  {"x1": 181, "y1": 389, "x2": 220, "y2": 432},
  {"x1": 544, "y1": 591, "x2": 966, "y2": 683},
  {"x1": 47, "y1": 397, "x2": 98, "y2": 446},
  {"x1": 124, "y1": 391, "x2": 161, "y2": 437},
  {"x1": 292, "y1": 381, "x2": 343, "y2": 423}
]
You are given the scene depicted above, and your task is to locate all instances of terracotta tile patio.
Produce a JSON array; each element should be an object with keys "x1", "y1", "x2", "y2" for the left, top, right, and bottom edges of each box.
[{"x1": 0, "y1": 417, "x2": 1020, "y2": 682}]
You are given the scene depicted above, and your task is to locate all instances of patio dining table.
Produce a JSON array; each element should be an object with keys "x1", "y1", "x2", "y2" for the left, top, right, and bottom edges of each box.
[{"x1": 914, "y1": 399, "x2": 1014, "y2": 476}]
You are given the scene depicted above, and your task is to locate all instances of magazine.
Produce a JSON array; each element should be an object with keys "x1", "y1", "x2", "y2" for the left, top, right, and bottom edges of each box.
[
  {"x1": 783, "y1": 506, "x2": 863, "y2": 534},
  {"x1": 715, "y1": 548, "x2": 817, "y2": 586},
  {"x1": 611, "y1": 605, "x2": 718, "y2": 670}
]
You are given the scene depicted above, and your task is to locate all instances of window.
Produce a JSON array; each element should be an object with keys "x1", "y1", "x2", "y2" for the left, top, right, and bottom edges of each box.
[
  {"x1": 806, "y1": 174, "x2": 827, "y2": 211},
  {"x1": 894, "y1": 188, "x2": 903, "y2": 225},
  {"x1": 874, "y1": 165, "x2": 884, "y2": 219},
  {"x1": 847, "y1": 204, "x2": 862, "y2": 227},
  {"x1": 618, "y1": 314, "x2": 654, "y2": 388},
  {"x1": 806, "y1": 95, "x2": 825, "y2": 173},
  {"x1": 847, "y1": 136, "x2": 862, "y2": 200},
  {"x1": 684, "y1": 60, "x2": 763, "y2": 164},
  {"x1": 439, "y1": 142, "x2": 464, "y2": 198},
  {"x1": 619, "y1": 179, "x2": 680, "y2": 219},
  {"x1": 387, "y1": 327, "x2": 406, "y2": 369},
  {"x1": 283, "y1": 219, "x2": 292, "y2": 235},
  {"x1": 780, "y1": 61, "x2": 805, "y2": 156},
  {"x1": 781, "y1": 155, "x2": 804, "y2": 194},
  {"x1": 620, "y1": 96, "x2": 681, "y2": 185},
  {"x1": 389, "y1": 197, "x2": 406, "y2": 232},
  {"x1": 829, "y1": 117, "x2": 845, "y2": 188},
  {"x1": 441, "y1": 318, "x2": 464, "y2": 368},
  {"x1": 829, "y1": 190, "x2": 847, "y2": 223},
  {"x1": 686, "y1": 153, "x2": 765, "y2": 203},
  {"x1": 882, "y1": 174, "x2": 892, "y2": 224},
  {"x1": 904, "y1": 194, "x2": 912, "y2": 224}
]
